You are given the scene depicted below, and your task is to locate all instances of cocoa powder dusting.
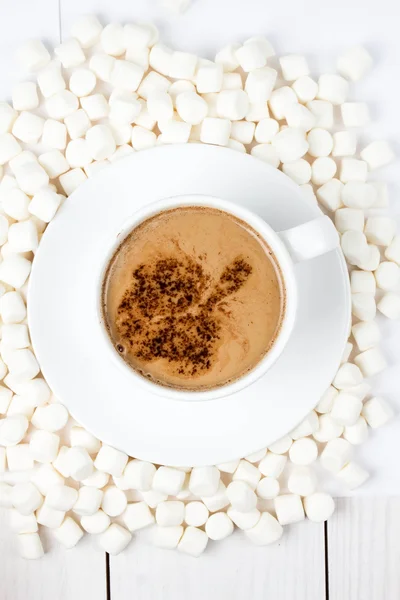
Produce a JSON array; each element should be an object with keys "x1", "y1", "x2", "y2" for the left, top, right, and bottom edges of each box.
[{"x1": 115, "y1": 256, "x2": 252, "y2": 376}]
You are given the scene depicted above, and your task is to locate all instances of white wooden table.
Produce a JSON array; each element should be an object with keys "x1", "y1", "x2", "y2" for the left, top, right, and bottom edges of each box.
[{"x1": 1, "y1": 1, "x2": 400, "y2": 598}]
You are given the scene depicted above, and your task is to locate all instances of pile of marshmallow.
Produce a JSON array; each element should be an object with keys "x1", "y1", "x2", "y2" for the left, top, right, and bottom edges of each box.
[{"x1": 0, "y1": 14, "x2": 397, "y2": 560}]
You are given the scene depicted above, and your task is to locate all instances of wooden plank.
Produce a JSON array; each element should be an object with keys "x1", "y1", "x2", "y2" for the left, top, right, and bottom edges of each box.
[
  {"x1": 0, "y1": 508, "x2": 107, "y2": 600},
  {"x1": 328, "y1": 498, "x2": 400, "y2": 600},
  {"x1": 110, "y1": 522, "x2": 325, "y2": 600}
]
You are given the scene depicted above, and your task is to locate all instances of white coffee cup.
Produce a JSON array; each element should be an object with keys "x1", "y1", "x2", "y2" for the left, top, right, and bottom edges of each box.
[{"x1": 96, "y1": 194, "x2": 339, "y2": 401}]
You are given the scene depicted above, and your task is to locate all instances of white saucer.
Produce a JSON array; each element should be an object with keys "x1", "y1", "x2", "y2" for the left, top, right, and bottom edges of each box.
[{"x1": 28, "y1": 144, "x2": 351, "y2": 466}]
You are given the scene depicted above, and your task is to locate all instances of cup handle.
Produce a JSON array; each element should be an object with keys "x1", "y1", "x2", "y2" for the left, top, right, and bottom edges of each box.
[{"x1": 278, "y1": 215, "x2": 340, "y2": 263}]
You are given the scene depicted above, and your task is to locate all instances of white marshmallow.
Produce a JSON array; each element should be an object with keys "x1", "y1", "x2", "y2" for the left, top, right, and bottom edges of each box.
[
  {"x1": 82, "y1": 470, "x2": 109, "y2": 488},
  {"x1": 15, "y1": 160, "x2": 50, "y2": 196},
  {"x1": 205, "y1": 512, "x2": 234, "y2": 541},
  {"x1": 152, "y1": 466, "x2": 185, "y2": 496},
  {"x1": 307, "y1": 128, "x2": 333, "y2": 157},
  {"x1": 236, "y1": 41, "x2": 267, "y2": 72},
  {"x1": 46, "y1": 484, "x2": 78, "y2": 511},
  {"x1": 8, "y1": 150, "x2": 37, "y2": 175},
  {"x1": 337, "y1": 46, "x2": 373, "y2": 81},
  {"x1": 0, "y1": 103, "x2": 17, "y2": 134},
  {"x1": 369, "y1": 181, "x2": 388, "y2": 208},
  {"x1": 215, "y1": 44, "x2": 240, "y2": 72},
  {"x1": 12, "y1": 82, "x2": 39, "y2": 111},
  {"x1": 59, "y1": 168, "x2": 87, "y2": 195},
  {"x1": 0, "y1": 482, "x2": 13, "y2": 507},
  {"x1": 275, "y1": 494, "x2": 305, "y2": 525},
  {"x1": 245, "y1": 511, "x2": 283, "y2": 545},
  {"x1": 288, "y1": 466, "x2": 317, "y2": 496},
  {"x1": 259, "y1": 452, "x2": 287, "y2": 478},
  {"x1": 280, "y1": 55, "x2": 309, "y2": 81},
  {"x1": 37, "y1": 62, "x2": 65, "y2": 98},
  {"x1": 385, "y1": 236, "x2": 400, "y2": 265},
  {"x1": 16, "y1": 40, "x2": 50, "y2": 72},
  {"x1": 360, "y1": 140, "x2": 395, "y2": 170},
  {"x1": 178, "y1": 526, "x2": 208, "y2": 557},
  {"x1": 86, "y1": 125, "x2": 116, "y2": 160},
  {"x1": 53, "y1": 517, "x2": 84, "y2": 548},
  {"x1": 245, "y1": 448, "x2": 267, "y2": 463},
  {"x1": 365, "y1": 217, "x2": 395, "y2": 247},
  {"x1": 151, "y1": 525, "x2": 183, "y2": 549},
  {"x1": 38, "y1": 150, "x2": 69, "y2": 178},
  {"x1": 378, "y1": 293, "x2": 400, "y2": 319},
  {"x1": 11, "y1": 482, "x2": 43, "y2": 515},
  {"x1": 36, "y1": 504, "x2": 65, "y2": 528},
  {"x1": 147, "y1": 91, "x2": 173, "y2": 122},
  {"x1": 226, "y1": 480, "x2": 257, "y2": 512},
  {"x1": 0, "y1": 385, "x2": 12, "y2": 413},
  {"x1": 81, "y1": 510, "x2": 110, "y2": 534},
  {"x1": 352, "y1": 293, "x2": 376, "y2": 321},
  {"x1": 5, "y1": 348, "x2": 39, "y2": 381},
  {"x1": 245, "y1": 101, "x2": 270, "y2": 123},
  {"x1": 142, "y1": 490, "x2": 167, "y2": 508},
  {"x1": 2, "y1": 188, "x2": 28, "y2": 222},
  {"x1": 340, "y1": 158, "x2": 368, "y2": 184},
  {"x1": 18, "y1": 532, "x2": 44, "y2": 559},
  {"x1": 344, "y1": 416, "x2": 369, "y2": 445},
  {"x1": 94, "y1": 445, "x2": 128, "y2": 477},
  {"x1": 66, "y1": 447, "x2": 94, "y2": 481},
  {"x1": 222, "y1": 72, "x2": 243, "y2": 90},
  {"x1": 232, "y1": 459, "x2": 261, "y2": 489},
  {"x1": 333, "y1": 362, "x2": 363, "y2": 389},
  {"x1": 245, "y1": 67, "x2": 277, "y2": 104},
  {"x1": 6, "y1": 444, "x2": 33, "y2": 471},
  {"x1": 216, "y1": 90, "x2": 249, "y2": 121},
  {"x1": 251, "y1": 144, "x2": 280, "y2": 168},
  {"x1": 29, "y1": 430, "x2": 59, "y2": 464},
  {"x1": 254, "y1": 118, "x2": 279, "y2": 144},
  {"x1": 332, "y1": 131, "x2": 357, "y2": 157},
  {"x1": 168, "y1": 80, "x2": 196, "y2": 104},
  {"x1": 352, "y1": 320, "x2": 381, "y2": 351},
  {"x1": 0, "y1": 214, "x2": 9, "y2": 246},
  {"x1": 199, "y1": 117, "x2": 230, "y2": 146},
  {"x1": 318, "y1": 74, "x2": 349, "y2": 105},
  {"x1": 109, "y1": 93, "x2": 141, "y2": 125},
  {"x1": 52, "y1": 446, "x2": 71, "y2": 478},
  {"x1": 125, "y1": 45, "x2": 149, "y2": 69},
  {"x1": 46, "y1": 90, "x2": 79, "y2": 120},
  {"x1": 289, "y1": 438, "x2": 318, "y2": 465},
  {"x1": 7, "y1": 394, "x2": 36, "y2": 419},
  {"x1": 65, "y1": 139, "x2": 92, "y2": 169},
  {"x1": 311, "y1": 157, "x2": 337, "y2": 185},
  {"x1": 158, "y1": 120, "x2": 192, "y2": 144},
  {"x1": 89, "y1": 54, "x2": 115, "y2": 82},
  {"x1": 228, "y1": 507, "x2": 260, "y2": 530},
  {"x1": 31, "y1": 403, "x2": 68, "y2": 433},
  {"x1": 292, "y1": 76, "x2": 318, "y2": 103},
  {"x1": 285, "y1": 103, "x2": 316, "y2": 132},
  {"x1": 201, "y1": 482, "x2": 230, "y2": 512},
  {"x1": 73, "y1": 486, "x2": 103, "y2": 516},
  {"x1": 110, "y1": 61, "x2": 144, "y2": 94},
  {"x1": 268, "y1": 435, "x2": 293, "y2": 454},
  {"x1": 188, "y1": 466, "x2": 220, "y2": 496},
  {"x1": 123, "y1": 23, "x2": 153, "y2": 50},
  {"x1": 85, "y1": 160, "x2": 110, "y2": 177},
  {"x1": 101, "y1": 24, "x2": 125, "y2": 56},
  {"x1": 341, "y1": 231, "x2": 369, "y2": 266},
  {"x1": 69, "y1": 68, "x2": 96, "y2": 97},
  {"x1": 337, "y1": 461, "x2": 369, "y2": 489},
  {"x1": 304, "y1": 493, "x2": 335, "y2": 523},
  {"x1": 42, "y1": 119, "x2": 67, "y2": 150},
  {"x1": 29, "y1": 188, "x2": 61, "y2": 223},
  {"x1": 354, "y1": 348, "x2": 387, "y2": 378},
  {"x1": 320, "y1": 439, "x2": 352, "y2": 475},
  {"x1": 101, "y1": 486, "x2": 127, "y2": 517},
  {"x1": 341, "y1": 102, "x2": 370, "y2": 128},
  {"x1": 362, "y1": 397, "x2": 394, "y2": 428},
  {"x1": 358, "y1": 244, "x2": 381, "y2": 272},
  {"x1": 2, "y1": 323, "x2": 30, "y2": 350},
  {"x1": 290, "y1": 411, "x2": 319, "y2": 440},
  {"x1": 175, "y1": 91, "x2": 208, "y2": 125},
  {"x1": 244, "y1": 37, "x2": 275, "y2": 59},
  {"x1": 0, "y1": 291, "x2": 26, "y2": 323},
  {"x1": 185, "y1": 501, "x2": 209, "y2": 526},
  {"x1": 149, "y1": 44, "x2": 173, "y2": 77},
  {"x1": 313, "y1": 414, "x2": 343, "y2": 442},
  {"x1": 269, "y1": 86, "x2": 298, "y2": 120},
  {"x1": 123, "y1": 459, "x2": 155, "y2": 491},
  {"x1": 71, "y1": 15, "x2": 103, "y2": 48},
  {"x1": 300, "y1": 183, "x2": 317, "y2": 203},
  {"x1": 0, "y1": 133, "x2": 22, "y2": 165},
  {"x1": 196, "y1": 64, "x2": 223, "y2": 94},
  {"x1": 169, "y1": 51, "x2": 197, "y2": 80},
  {"x1": 375, "y1": 262, "x2": 400, "y2": 291},
  {"x1": 8, "y1": 220, "x2": 38, "y2": 253},
  {"x1": 156, "y1": 500, "x2": 184, "y2": 526},
  {"x1": 256, "y1": 476, "x2": 280, "y2": 499},
  {"x1": 54, "y1": 38, "x2": 85, "y2": 69},
  {"x1": 307, "y1": 100, "x2": 334, "y2": 129},
  {"x1": 316, "y1": 179, "x2": 343, "y2": 212},
  {"x1": 80, "y1": 94, "x2": 109, "y2": 121},
  {"x1": 335, "y1": 208, "x2": 364, "y2": 234},
  {"x1": 122, "y1": 501, "x2": 155, "y2": 531},
  {"x1": 271, "y1": 127, "x2": 308, "y2": 163},
  {"x1": 10, "y1": 509, "x2": 38, "y2": 533}
]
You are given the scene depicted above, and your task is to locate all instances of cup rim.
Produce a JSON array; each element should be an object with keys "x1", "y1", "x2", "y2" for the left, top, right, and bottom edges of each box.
[{"x1": 96, "y1": 194, "x2": 297, "y2": 401}]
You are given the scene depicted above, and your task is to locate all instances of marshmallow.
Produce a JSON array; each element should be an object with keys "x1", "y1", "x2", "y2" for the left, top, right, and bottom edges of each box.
[
  {"x1": 185, "y1": 501, "x2": 209, "y2": 526},
  {"x1": 275, "y1": 494, "x2": 305, "y2": 525},
  {"x1": 251, "y1": 144, "x2": 280, "y2": 168},
  {"x1": 196, "y1": 63, "x2": 223, "y2": 94},
  {"x1": 337, "y1": 462, "x2": 369, "y2": 489},
  {"x1": 255, "y1": 118, "x2": 279, "y2": 144},
  {"x1": 226, "y1": 480, "x2": 257, "y2": 512},
  {"x1": 352, "y1": 293, "x2": 376, "y2": 321},
  {"x1": 89, "y1": 54, "x2": 115, "y2": 82},
  {"x1": 269, "y1": 86, "x2": 298, "y2": 120},
  {"x1": 5, "y1": 348, "x2": 39, "y2": 381},
  {"x1": 334, "y1": 362, "x2": 363, "y2": 389},
  {"x1": 188, "y1": 466, "x2": 219, "y2": 496},
  {"x1": 317, "y1": 74, "x2": 349, "y2": 105},
  {"x1": 290, "y1": 411, "x2": 319, "y2": 440},
  {"x1": 178, "y1": 526, "x2": 208, "y2": 557},
  {"x1": 292, "y1": 76, "x2": 318, "y2": 103},
  {"x1": 100, "y1": 23, "x2": 125, "y2": 56},
  {"x1": 385, "y1": 236, "x2": 400, "y2": 265},
  {"x1": 99, "y1": 486, "x2": 126, "y2": 517},
  {"x1": 159, "y1": 119, "x2": 192, "y2": 144},
  {"x1": 81, "y1": 510, "x2": 110, "y2": 534},
  {"x1": 85, "y1": 160, "x2": 110, "y2": 177},
  {"x1": 0, "y1": 385, "x2": 13, "y2": 413},
  {"x1": 289, "y1": 438, "x2": 318, "y2": 465},
  {"x1": 244, "y1": 37, "x2": 275, "y2": 59},
  {"x1": 320, "y1": 439, "x2": 352, "y2": 476},
  {"x1": 16, "y1": 39, "x2": 50, "y2": 71},
  {"x1": 38, "y1": 150, "x2": 69, "y2": 178},
  {"x1": 46, "y1": 484, "x2": 78, "y2": 511},
  {"x1": 288, "y1": 466, "x2": 317, "y2": 497},
  {"x1": 285, "y1": 104, "x2": 316, "y2": 132},
  {"x1": 65, "y1": 139, "x2": 92, "y2": 168},
  {"x1": 46, "y1": 90, "x2": 79, "y2": 120},
  {"x1": 71, "y1": 15, "x2": 103, "y2": 48},
  {"x1": 65, "y1": 112, "x2": 91, "y2": 143},
  {"x1": 0, "y1": 214, "x2": 8, "y2": 246},
  {"x1": 199, "y1": 117, "x2": 230, "y2": 146},
  {"x1": 307, "y1": 128, "x2": 333, "y2": 157},
  {"x1": 354, "y1": 348, "x2": 387, "y2": 378},
  {"x1": 156, "y1": 500, "x2": 184, "y2": 526},
  {"x1": 8, "y1": 150, "x2": 37, "y2": 175},
  {"x1": 53, "y1": 517, "x2": 84, "y2": 549},
  {"x1": 168, "y1": 51, "x2": 197, "y2": 80},
  {"x1": 0, "y1": 133, "x2": 22, "y2": 165},
  {"x1": 304, "y1": 493, "x2": 335, "y2": 523},
  {"x1": 232, "y1": 460, "x2": 261, "y2": 489},
  {"x1": 245, "y1": 67, "x2": 277, "y2": 104},
  {"x1": 201, "y1": 482, "x2": 230, "y2": 512},
  {"x1": 344, "y1": 416, "x2": 369, "y2": 445},
  {"x1": 360, "y1": 140, "x2": 395, "y2": 170},
  {"x1": 54, "y1": 38, "x2": 85, "y2": 69},
  {"x1": 0, "y1": 482, "x2": 13, "y2": 507},
  {"x1": 375, "y1": 262, "x2": 400, "y2": 291},
  {"x1": 12, "y1": 82, "x2": 39, "y2": 111},
  {"x1": 6, "y1": 444, "x2": 33, "y2": 471},
  {"x1": 82, "y1": 470, "x2": 110, "y2": 488},
  {"x1": 378, "y1": 293, "x2": 400, "y2": 319},
  {"x1": 125, "y1": 45, "x2": 149, "y2": 69},
  {"x1": 228, "y1": 507, "x2": 260, "y2": 530},
  {"x1": 245, "y1": 101, "x2": 270, "y2": 123},
  {"x1": 341, "y1": 231, "x2": 369, "y2": 266},
  {"x1": 340, "y1": 158, "x2": 368, "y2": 184},
  {"x1": 335, "y1": 209, "x2": 365, "y2": 235},
  {"x1": 0, "y1": 103, "x2": 17, "y2": 134},
  {"x1": 10, "y1": 510, "x2": 38, "y2": 533},
  {"x1": 80, "y1": 94, "x2": 109, "y2": 121},
  {"x1": 110, "y1": 60, "x2": 144, "y2": 94},
  {"x1": 222, "y1": 72, "x2": 243, "y2": 90},
  {"x1": 352, "y1": 321, "x2": 381, "y2": 351},
  {"x1": 123, "y1": 22, "x2": 153, "y2": 50},
  {"x1": 168, "y1": 80, "x2": 196, "y2": 104},
  {"x1": 2, "y1": 188, "x2": 30, "y2": 220},
  {"x1": 362, "y1": 397, "x2": 394, "y2": 428},
  {"x1": 256, "y1": 476, "x2": 280, "y2": 499},
  {"x1": 29, "y1": 188, "x2": 62, "y2": 223},
  {"x1": 245, "y1": 448, "x2": 267, "y2": 463},
  {"x1": 215, "y1": 44, "x2": 240, "y2": 72},
  {"x1": 148, "y1": 44, "x2": 173, "y2": 77},
  {"x1": 259, "y1": 452, "x2": 287, "y2": 478},
  {"x1": 86, "y1": 125, "x2": 116, "y2": 160},
  {"x1": 365, "y1": 217, "x2": 396, "y2": 247},
  {"x1": 311, "y1": 157, "x2": 337, "y2": 185},
  {"x1": 122, "y1": 501, "x2": 155, "y2": 531},
  {"x1": 15, "y1": 160, "x2": 50, "y2": 195},
  {"x1": 8, "y1": 220, "x2": 38, "y2": 253},
  {"x1": 10, "y1": 377, "x2": 47, "y2": 406},
  {"x1": 109, "y1": 121, "x2": 133, "y2": 145},
  {"x1": 306, "y1": 100, "x2": 334, "y2": 129},
  {"x1": 174, "y1": 91, "x2": 207, "y2": 125},
  {"x1": 205, "y1": 512, "x2": 234, "y2": 541},
  {"x1": 142, "y1": 490, "x2": 167, "y2": 508},
  {"x1": 0, "y1": 415, "x2": 28, "y2": 446},
  {"x1": 280, "y1": 55, "x2": 309, "y2": 81},
  {"x1": 268, "y1": 435, "x2": 293, "y2": 454},
  {"x1": 316, "y1": 179, "x2": 344, "y2": 212},
  {"x1": 66, "y1": 447, "x2": 94, "y2": 481},
  {"x1": 332, "y1": 131, "x2": 357, "y2": 157},
  {"x1": 41, "y1": 119, "x2": 67, "y2": 150},
  {"x1": 0, "y1": 359, "x2": 7, "y2": 382},
  {"x1": 341, "y1": 102, "x2": 370, "y2": 128},
  {"x1": 11, "y1": 482, "x2": 43, "y2": 515},
  {"x1": 337, "y1": 46, "x2": 373, "y2": 81},
  {"x1": 37, "y1": 62, "x2": 65, "y2": 98},
  {"x1": 31, "y1": 403, "x2": 68, "y2": 432},
  {"x1": 29, "y1": 430, "x2": 59, "y2": 464},
  {"x1": 69, "y1": 68, "x2": 97, "y2": 97},
  {"x1": 60, "y1": 168, "x2": 87, "y2": 195},
  {"x1": 271, "y1": 127, "x2": 308, "y2": 163},
  {"x1": 147, "y1": 91, "x2": 173, "y2": 121},
  {"x1": 73, "y1": 486, "x2": 103, "y2": 516},
  {"x1": 109, "y1": 93, "x2": 141, "y2": 125},
  {"x1": 236, "y1": 41, "x2": 267, "y2": 72},
  {"x1": 36, "y1": 504, "x2": 65, "y2": 529},
  {"x1": 358, "y1": 244, "x2": 381, "y2": 272},
  {"x1": 216, "y1": 90, "x2": 249, "y2": 121},
  {"x1": 151, "y1": 525, "x2": 183, "y2": 549},
  {"x1": 313, "y1": 414, "x2": 343, "y2": 442},
  {"x1": 18, "y1": 533, "x2": 44, "y2": 559},
  {"x1": 123, "y1": 459, "x2": 155, "y2": 491},
  {"x1": 245, "y1": 511, "x2": 283, "y2": 545},
  {"x1": 152, "y1": 466, "x2": 185, "y2": 496},
  {"x1": 94, "y1": 444, "x2": 128, "y2": 477}
]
